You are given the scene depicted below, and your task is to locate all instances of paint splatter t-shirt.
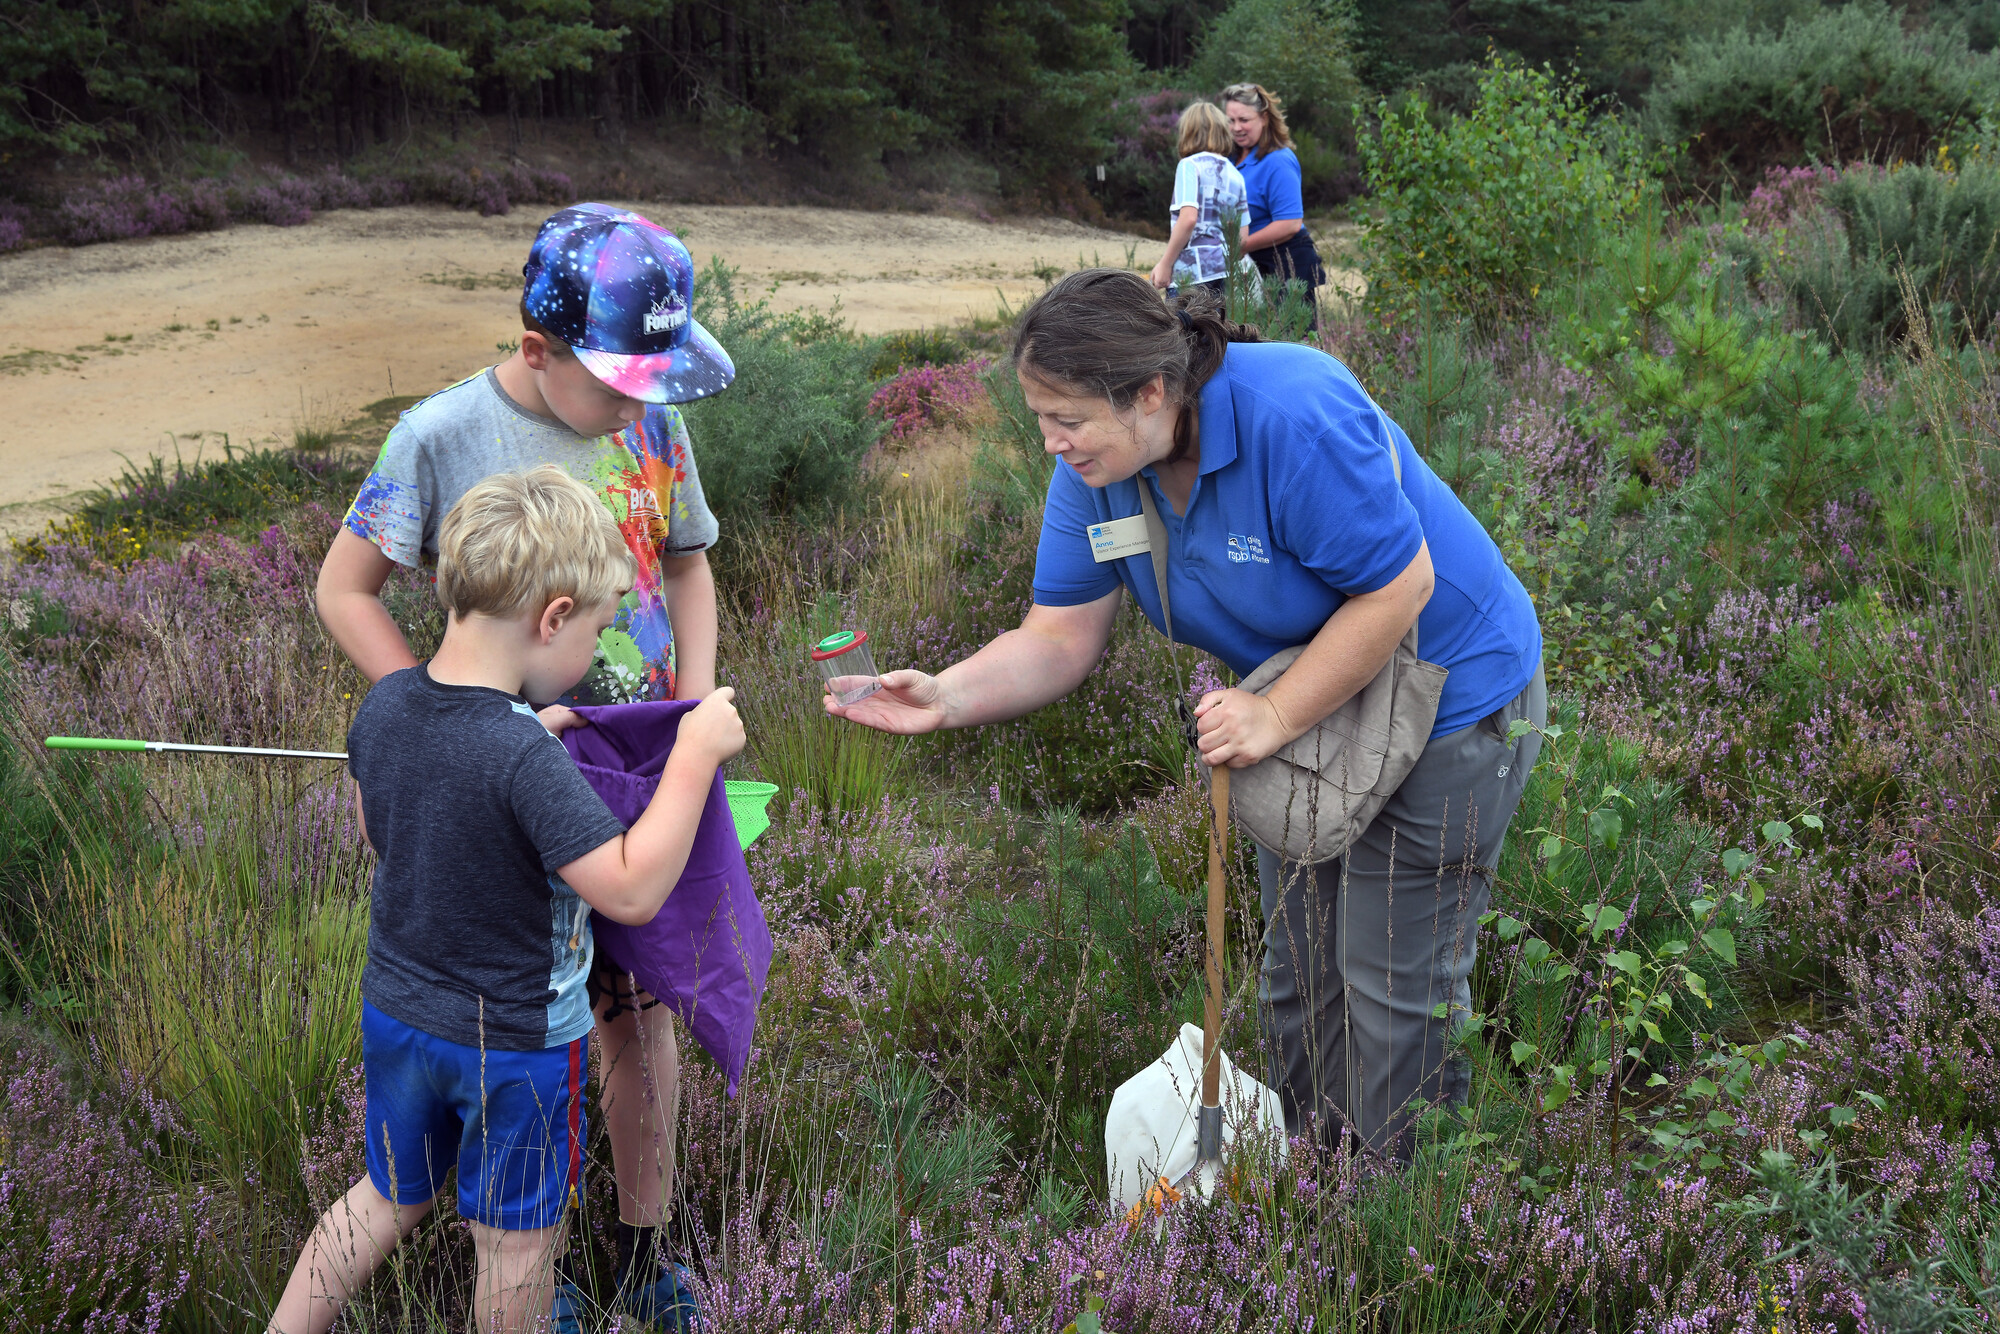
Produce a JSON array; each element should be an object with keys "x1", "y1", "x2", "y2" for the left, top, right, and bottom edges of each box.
[{"x1": 344, "y1": 368, "x2": 719, "y2": 703}]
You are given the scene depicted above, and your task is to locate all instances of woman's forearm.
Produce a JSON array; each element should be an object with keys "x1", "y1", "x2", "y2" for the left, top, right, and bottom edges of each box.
[
  {"x1": 1263, "y1": 542, "x2": 1434, "y2": 740},
  {"x1": 933, "y1": 595, "x2": 1119, "y2": 728},
  {"x1": 1245, "y1": 218, "x2": 1303, "y2": 253}
]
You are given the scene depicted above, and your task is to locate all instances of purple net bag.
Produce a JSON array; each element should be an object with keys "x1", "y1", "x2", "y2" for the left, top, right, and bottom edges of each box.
[{"x1": 560, "y1": 700, "x2": 771, "y2": 1095}]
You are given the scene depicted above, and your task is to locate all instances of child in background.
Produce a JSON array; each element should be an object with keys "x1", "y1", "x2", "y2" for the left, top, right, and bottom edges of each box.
[
  {"x1": 1149, "y1": 102, "x2": 1251, "y2": 297},
  {"x1": 317, "y1": 202, "x2": 735, "y2": 1329},
  {"x1": 269, "y1": 467, "x2": 744, "y2": 1334}
]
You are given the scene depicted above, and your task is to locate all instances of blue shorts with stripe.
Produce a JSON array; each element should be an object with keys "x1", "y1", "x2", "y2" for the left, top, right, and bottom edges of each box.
[{"x1": 361, "y1": 1001, "x2": 587, "y2": 1230}]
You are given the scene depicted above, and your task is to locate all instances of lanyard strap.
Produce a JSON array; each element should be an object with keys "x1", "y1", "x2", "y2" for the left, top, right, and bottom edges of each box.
[{"x1": 1135, "y1": 478, "x2": 1176, "y2": 646}]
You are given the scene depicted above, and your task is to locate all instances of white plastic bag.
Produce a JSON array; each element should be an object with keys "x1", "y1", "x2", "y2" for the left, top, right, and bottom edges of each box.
[{"x1": 1105, "y1": 1022, "x2": 1285, "y2": 1213}]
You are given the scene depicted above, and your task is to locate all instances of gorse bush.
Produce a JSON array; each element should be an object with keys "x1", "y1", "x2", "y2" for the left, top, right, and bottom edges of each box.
[
  {"x1": 682, "y1": 261, "x2": 885, "y2": 527},
  {"x1": 1361, "y1": 57, "x2": 1651, "y2": 327},
  {"x1": 1646, "y1": 1, "x2": 2000, "y2": 186},
  {"x1": 1789, "y1": 161, "x2": 2000, "y2": 350}
]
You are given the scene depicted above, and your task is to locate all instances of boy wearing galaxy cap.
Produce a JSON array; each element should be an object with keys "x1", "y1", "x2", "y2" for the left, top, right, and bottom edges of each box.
[{"x1": 317, "y1": 204, "x2": 733, "y2": 1330}]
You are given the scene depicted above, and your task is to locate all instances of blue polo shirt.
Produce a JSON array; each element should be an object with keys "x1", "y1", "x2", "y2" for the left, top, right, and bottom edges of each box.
[
  {"x1": 1237, "y1": 146, "x2": 1304, "y2": 233},
  {"x1": 1032, "y1": 341, "x2": 1542, "y2": 739}
]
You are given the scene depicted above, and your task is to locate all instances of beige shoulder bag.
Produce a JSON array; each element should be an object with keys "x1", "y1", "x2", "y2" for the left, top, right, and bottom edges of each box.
[{"x1": 1135, "y1": 444, "x2": 1448, "y2": 865}]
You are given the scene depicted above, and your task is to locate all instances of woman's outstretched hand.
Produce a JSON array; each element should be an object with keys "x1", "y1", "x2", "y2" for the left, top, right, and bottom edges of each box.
[
  {"x1": 1193, "y1": 687, "x2": 1295, "y2": 768},
  {"x1": 823, "y1": 669, "x2": 950, "y2": 734}
]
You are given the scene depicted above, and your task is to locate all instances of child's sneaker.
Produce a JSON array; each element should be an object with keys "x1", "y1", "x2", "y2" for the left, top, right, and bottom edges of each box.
[
  {"x1": 550, "y1": 1277, "x2": 592, "y2": 1334},
  {"x1": 618, "y1": 1260, "x2": 706, "y2": 1332}
]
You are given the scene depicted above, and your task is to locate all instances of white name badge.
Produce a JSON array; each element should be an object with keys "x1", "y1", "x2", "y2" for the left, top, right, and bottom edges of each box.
[{"x1": 1088, "y1": 514, "x2": 1151, "y2": 563}]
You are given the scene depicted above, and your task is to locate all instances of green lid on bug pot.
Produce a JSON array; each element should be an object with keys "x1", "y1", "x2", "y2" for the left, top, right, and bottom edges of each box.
[{"x1": 810, "y1": 630, "x2": 867, "y2": 660}]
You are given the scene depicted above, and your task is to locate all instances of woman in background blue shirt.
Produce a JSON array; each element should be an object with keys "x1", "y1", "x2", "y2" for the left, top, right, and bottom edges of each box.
[
  {"x1": 826, "y1": 271, "x2": 1548, "y2": 1164},
  {"x1": 1222, "y1": 82, "x2": 1326, "y2": 324}
]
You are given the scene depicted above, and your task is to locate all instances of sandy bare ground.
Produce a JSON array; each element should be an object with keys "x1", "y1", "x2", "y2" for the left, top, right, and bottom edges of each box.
[
  {"x1": 0, "y1": 204, "x2": 1143, "y2": 521},
  {"x1": 0, "y1": 203, "x2": 1361, "y2": 531}
]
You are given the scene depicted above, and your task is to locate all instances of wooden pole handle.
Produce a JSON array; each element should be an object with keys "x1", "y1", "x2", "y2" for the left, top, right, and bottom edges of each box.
[{"x1": 1202, "y1": 764, "x2": 1230, "y2": 1112}]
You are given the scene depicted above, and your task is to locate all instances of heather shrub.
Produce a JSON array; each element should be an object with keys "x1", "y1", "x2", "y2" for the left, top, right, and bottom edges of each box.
[
  {"x1": 1646, "y1": 1, "x2": 2000, "y2": 186},
  {"x1": 868, "y1": 356, "x2": 994, "y2": 441},
  {"x1": 0, "y1": 1032, "x2": 208, "y2": 1332},
  {"x1": 1361, "y1": 58, "x2": 1650, "y2": 326},
  {"x1": 0, "y1": 213, "x2": 26, "y2": 252},
  {"x1": 54, "y1": 174, "x2": 191, "y2": 244},
  {"x1": 236, "y1": 175, "x2": 316, "y2": 227},
  {"x1": 400, "y1": 162, "x2": 574, "y2": 217},
  {"x1": 1812, "y1": 901, "x2": 2000, "y2": 1141},
  {"x1": 1093, "y1": 88, "x2": 1193, "y2": 223}
]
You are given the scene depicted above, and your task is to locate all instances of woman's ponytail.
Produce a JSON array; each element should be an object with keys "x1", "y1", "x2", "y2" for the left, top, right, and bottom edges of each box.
[
  {"x1": 1013, "y1": 269, "x2": 1264, "y2": 465},
  {"x1": 1166, "y1": 284, "x2": 1263, "y2": 461}
]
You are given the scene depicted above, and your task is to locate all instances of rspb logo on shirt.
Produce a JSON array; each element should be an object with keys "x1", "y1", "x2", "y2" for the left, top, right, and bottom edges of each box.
[{"x1": 1227, "y1": 533, "x2": 1270, "y2": 565}]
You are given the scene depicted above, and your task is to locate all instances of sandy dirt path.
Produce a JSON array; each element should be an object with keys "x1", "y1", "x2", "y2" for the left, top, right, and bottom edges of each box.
[{"x1": 0, "y1": 203, "x2": 1164, "y2": 525}]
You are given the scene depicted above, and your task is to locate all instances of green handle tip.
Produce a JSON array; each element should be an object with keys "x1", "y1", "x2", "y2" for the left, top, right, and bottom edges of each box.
[{"x1": 45, "y1": 737, "x2": 148, "y2": 751}]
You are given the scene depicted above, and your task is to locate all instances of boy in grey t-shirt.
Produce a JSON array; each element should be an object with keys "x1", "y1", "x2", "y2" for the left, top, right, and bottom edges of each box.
[
  {"x1": 315, "y1": 204, "x2": 734, "y2": 1326},
  {"x1": 272, "y1": 466, "x2": 744, "y2": 1334}
]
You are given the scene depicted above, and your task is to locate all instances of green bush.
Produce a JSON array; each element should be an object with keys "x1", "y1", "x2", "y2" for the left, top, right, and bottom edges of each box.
[
  {"x1": 1646, "y1": 1, "x2": 2000, "y2": 186},
  {"x1": 1190, "y1": 0, "x2": 1358, "y2": 115},
  {"x1": 870, "y1": 328, "x2": 970, "y2": 378},
  {"x1": 1546, "y1": 203, "x2": 1881, "y2": 567},
  {"x1": 878, "y1": 813, "x2": 1205, "y2": 1192},
  {"x1": 1788, "y1": 161, "x2": 2000, "y2": 350},
  {"x1": 1360, "y1": 57, "x2": 1649, "y2": 327},
  {"x1": 1381, "y1": 316, "x2": 1502, "y2": 491},
  {"x1": 819, "y1": 1062, "x2": 1006, "y2": 1300},
  {"x1": 683, "y1": 261, "x2": 885, "y2": 527}
]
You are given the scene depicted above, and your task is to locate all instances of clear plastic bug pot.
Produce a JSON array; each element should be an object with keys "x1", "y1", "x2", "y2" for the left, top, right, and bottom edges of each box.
[{"x1": 811, "y1": 630, "x2": 882, "y2": 705}]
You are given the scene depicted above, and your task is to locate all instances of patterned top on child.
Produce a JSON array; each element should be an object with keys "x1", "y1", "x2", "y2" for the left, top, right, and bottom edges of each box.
[
  {"x1": 1169, "y1": 151, "x2": 1250, "y2": 287},
  {"x1": 344, "y1": 368, "x2": 720, "y2": 703}
]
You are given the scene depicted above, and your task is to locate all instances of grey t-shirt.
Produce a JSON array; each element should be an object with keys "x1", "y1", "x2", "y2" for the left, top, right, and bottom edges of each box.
[
  {"x1": 350, "y1": 664, "x2": 626, "y2": 1051},
  {"x1": 344, "y1": 368, "x2": 720, "y2": 702}
]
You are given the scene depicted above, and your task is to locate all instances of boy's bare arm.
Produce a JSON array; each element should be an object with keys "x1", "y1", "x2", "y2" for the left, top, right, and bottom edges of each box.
[
  {"x1": 659, "y1": 550, "x2": 718, "y2": 699},
  {"x1": 353, "y1": 781, "x2": 373, "y2": 853},
  {"x1": 1151, "y1": 205, "x2": 1199, "y2": 289},
  {"x1": 557, "y1": 689, "x2": 744, "y2": 925},
  {"x1": 318, "y1": 530, "x2": 420, "y2": 685}
]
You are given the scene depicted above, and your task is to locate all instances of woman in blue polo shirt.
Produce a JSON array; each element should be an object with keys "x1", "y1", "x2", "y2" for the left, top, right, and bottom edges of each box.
[
  {"x1": 827, "y1": 270, "x2": 1546, "y2": 1163},
  {"x1": 1221, "y1": 83, "x2": 1326, "y2": 322}
]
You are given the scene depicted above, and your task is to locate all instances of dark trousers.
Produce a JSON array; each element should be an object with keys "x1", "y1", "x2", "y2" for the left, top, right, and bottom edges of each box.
[
  {"x1": 1255, "y1": 667, "x2": 1547, "y2": 1162},
  {"x1": 1252, "y1": 227, "x2": 1327, "y2": 329}
]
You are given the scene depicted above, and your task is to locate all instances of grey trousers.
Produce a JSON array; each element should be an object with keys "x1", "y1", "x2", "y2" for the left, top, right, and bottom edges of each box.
[{"x1": 1255, "y1": 667, "x2": 1546, "y2": 1162}]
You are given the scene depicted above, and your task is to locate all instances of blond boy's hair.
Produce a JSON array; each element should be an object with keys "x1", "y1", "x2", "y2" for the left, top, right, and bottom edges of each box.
[
  {"x1": 436, "y1": 465, "x2": 634, "y2": 619},
  {"x1": 1176, "y1": 102, "x2": 1234, "y2": 158}
]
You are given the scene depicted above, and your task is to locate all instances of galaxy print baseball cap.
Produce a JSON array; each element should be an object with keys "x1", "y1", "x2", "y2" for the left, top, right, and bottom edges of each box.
[{"x1": 522, "y1": 203, "x2": 735, "y2": 404}]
